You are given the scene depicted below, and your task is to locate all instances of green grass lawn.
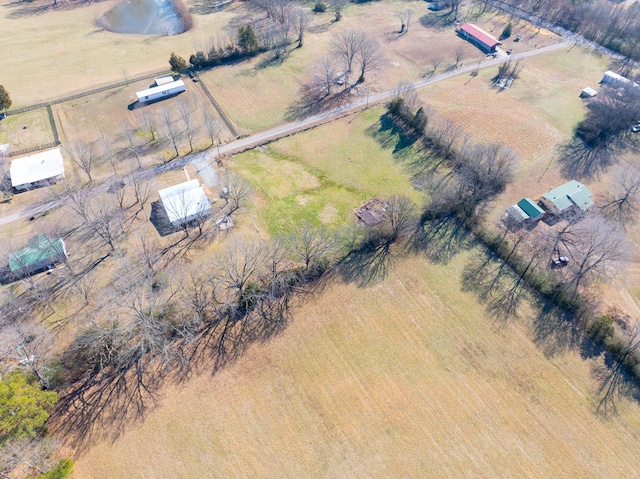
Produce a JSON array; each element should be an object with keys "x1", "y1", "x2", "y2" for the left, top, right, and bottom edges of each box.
[
  {"x1": 229, "y1": 107, "x2": 424, "y2": 235},
  {"x1": 0, "y1": 109, "x2": 54, "y2": 150}
]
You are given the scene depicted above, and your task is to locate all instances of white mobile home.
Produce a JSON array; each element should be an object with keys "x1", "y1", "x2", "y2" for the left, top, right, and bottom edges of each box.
[
  {"x1": 601, "y1": 71, "x2": 638, "y2": 88},
  {"x1": 10, "y1": 148, "x2": 65, "y2": 191},
  {"x1": 136, "y1": 79, "x2": 186, "y2": 104},
  {"x1": 159, "y1": 179, "x2": 211, "y2": 229}
]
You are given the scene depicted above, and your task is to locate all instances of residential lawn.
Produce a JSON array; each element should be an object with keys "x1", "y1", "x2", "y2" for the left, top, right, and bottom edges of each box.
[
  {"x1": 0, "y1": 109, "x2": 55, "y2": 150},
  {"x1": 229, "y1": 107, "x2": 424, "y2": 235}
]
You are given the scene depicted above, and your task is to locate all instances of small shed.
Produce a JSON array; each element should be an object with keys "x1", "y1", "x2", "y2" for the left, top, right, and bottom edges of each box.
[
  {"x1": 541, "y1": 180, "x2": 593, "y2": 215},
  {"x1": 136, "y1": 79, "x2": 186, "y2": 104},
  {"x1": 458, "y1": 23, "x2": 502, "y2": 53},
  {"x1": 505, "y1": 198, "x2": 545, "y2": 224},
  {"x1": 580, "y1": 87, "x2": 598, "y2": 98},
  {"x1": 159, "y1": 179, "x2": 211, "y2": 229},
  {"x1": 154, "y1": 76, "x2": 175, "y2": 86},
  {"x1": 9, "y1": 235, "x2": 67, "y2": 276},
  {"x1": 10, "y1": 148, "x2": 65, "y2": 191}
]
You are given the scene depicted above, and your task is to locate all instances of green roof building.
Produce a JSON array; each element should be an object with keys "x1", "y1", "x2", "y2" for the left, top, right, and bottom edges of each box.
[
  {"x1": 541, "y1": 180, "x2": 594, "y2": 215},
  {"x1": 517, "y1": 198, "x2": 545, "y2": 220},
  {"x1": 9, "y1": 235, "x2": 67, "y2": 275}
]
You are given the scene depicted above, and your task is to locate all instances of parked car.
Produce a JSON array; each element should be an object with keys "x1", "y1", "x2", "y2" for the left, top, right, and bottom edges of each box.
[
  {"x1": 506, "y1": 49, "x2": 513, "y2": 55},
  {"x1": 552, "y1": 256, "x2": 570, "y2": 267},
  {"x1": 632, "y1": 124, "x2": 640, "y2": 133}
]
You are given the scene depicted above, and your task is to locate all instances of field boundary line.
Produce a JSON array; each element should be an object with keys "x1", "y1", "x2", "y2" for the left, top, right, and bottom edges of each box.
[
  {"x1": 194, "y1": 73, "x2": 239, "y2": 137},
  {"x1": 5, "y1": 69, "x2": 172, "y2": 116}
]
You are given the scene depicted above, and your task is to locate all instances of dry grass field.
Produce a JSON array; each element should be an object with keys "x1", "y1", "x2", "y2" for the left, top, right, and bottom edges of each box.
[
  {"x1": 73, "y1": 252, "x2": 640, "y2": 478},
  {"x1": 0, "y1": 109, "x2": 55, "y2": 150}
]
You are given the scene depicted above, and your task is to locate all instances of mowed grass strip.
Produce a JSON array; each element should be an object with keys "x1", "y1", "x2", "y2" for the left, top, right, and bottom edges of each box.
[
  {"x1": 74, "y1": 252, "x2": 640, "y2": 478},
  {"x1": 229, "y1": 108, "x2": 423, "y2": 235}
]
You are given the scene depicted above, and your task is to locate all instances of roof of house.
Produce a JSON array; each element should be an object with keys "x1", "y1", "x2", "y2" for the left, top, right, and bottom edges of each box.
[
  {"x1": 581, "y1": 87, "x2": 598, "y2": 97},
  {"x1": 9, "y1": 235, "x2": 66, "y2": 272},
  {"x1": 159, "y1": 179, "x2": 211, "y2": 224},
  {"x1": 459, "y1": 23, "x2": 501, "y2": 48},
  {"x1": 10, "y1": 148, "x2": 65, "y2": 188},
  {"x1": 542, "y1": 180, "x2": 593, "y2": 211},
  {"x1": 136, "y1": 79, "x2": 186, "y2": 100}
]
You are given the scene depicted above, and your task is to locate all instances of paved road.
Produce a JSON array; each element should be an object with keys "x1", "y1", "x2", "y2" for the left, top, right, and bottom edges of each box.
[{"x1": 0, "y1": 41, "x2": 570, "y2": 227}]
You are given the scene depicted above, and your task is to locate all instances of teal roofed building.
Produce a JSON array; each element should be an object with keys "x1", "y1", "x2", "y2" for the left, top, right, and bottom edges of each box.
[
  {"x1": 9, "y1": 235, "x2": 67, "y2": 276},
  {"x1": 505, "y1": 197, "x2": 546, "y2": 224},
  {"x1": 540, "y1": 180, "x2": 594, "y2": 215}
]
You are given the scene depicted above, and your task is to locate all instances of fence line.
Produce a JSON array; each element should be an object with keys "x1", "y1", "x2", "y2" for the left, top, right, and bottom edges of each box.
[
  {"x1": 8, "y1": 142, "x2": 60, "y2": 158},
  {"x1": 5, "y1": 69, "x2": 172, "y2": 116},
  {"x1": 195, "y1": 73, "x2": 239, "y2": 137},
  {"x1": 46, "y1": 105, "x2": 60, "y2": 144}
]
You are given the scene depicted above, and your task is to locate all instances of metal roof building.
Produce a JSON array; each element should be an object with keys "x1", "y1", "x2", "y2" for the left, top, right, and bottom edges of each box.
[
  {"x1": 458, "y1": 23, "x2": 502, "y2": 53},
  {"x1": 10, "y1": 148, "x2": 65, "y2": 191},
  {"x1": 9, "y1": 235, "x2": 67, "y2": 274},
  {"x1": 541, "y1": 180, "x2": 594, "y2": 214},
  {"x1": 506, "y1": 198, "x2": 545, "y2": 224},
  {"x1": 136, "y1": 79, "x2": 186, "y2": 104},
  {"x1": 159, "y1": 179, "x2": 212, "y2": 228}
]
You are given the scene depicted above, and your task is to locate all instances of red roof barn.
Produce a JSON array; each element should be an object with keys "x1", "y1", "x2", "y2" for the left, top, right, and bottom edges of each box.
[{"x1": 458, "y1": 23, "x2": 502, "y2": 53}]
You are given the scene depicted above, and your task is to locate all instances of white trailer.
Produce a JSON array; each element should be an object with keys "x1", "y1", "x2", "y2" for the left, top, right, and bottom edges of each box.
[{"x1": 136, "y1": 79, "x2": 186, "y2": 104}]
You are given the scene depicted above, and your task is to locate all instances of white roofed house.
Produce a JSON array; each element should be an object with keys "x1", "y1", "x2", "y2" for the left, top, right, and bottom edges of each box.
[
  {"x1": 10, "y1": 147, "x2": 65, "y2": 191},
  {"x1": 159, "y1": 179, "x2": 212, "y2": 231},
  {"x1": 136, "y1": 79, "x2": 186, "y2": 104}
]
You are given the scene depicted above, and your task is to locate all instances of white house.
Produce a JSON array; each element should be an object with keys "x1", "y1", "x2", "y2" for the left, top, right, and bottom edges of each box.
[
  {"x1": 540, "y1": 180, "x2": 594, "y2": 215},
  {"x1": 10, "y1": 148, "x2": 65, "y2": 191},
  {"x1": 159, "y1": 179, "x2": 211, "y2": 229},
  {"x1": 136, "y1": 79, "x2": 186, "y2": 104}
]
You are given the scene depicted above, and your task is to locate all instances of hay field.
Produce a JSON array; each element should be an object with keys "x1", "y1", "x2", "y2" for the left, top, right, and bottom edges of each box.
[
  {"x1": 74, "y1": 251, "x2": 640, "y2": 478},
  {"x1": 229, "y1": 108, "x2": 423, "y2": 235}
]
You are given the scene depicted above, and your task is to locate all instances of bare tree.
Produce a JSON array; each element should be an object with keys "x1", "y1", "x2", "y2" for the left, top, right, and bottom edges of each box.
[
  {"x1": 120, "y1": 122, "x2": 143, "y2": 167},
  {"x1": 454, "y1": 46, "x2": 465, "y2": 67},
  {"x1": 330, "y1": 0, "x2": 348, "y2": 21},
  {"x1": 69, "y1": 141, "x2": 97, "y2": 183},
  {"x1": 136, "y1": 233, "x2": 162, "y2": 275},
  {"x1": 291, "y1": 7, "x2": 312, "y2": 47},
  {"x1": 397, "y1": 9, "x2": 412, "y2": 33},
  {"x1": 177, "y1": 98, "x2": 199, "y2": 153},
  {"x1": 131, "y1": 175, "x2": 154, "y2": 212},
  {"x1": 291, "y1": 223, "x2": 336, "y2": 273},
  {"x1": 161, "y1": 109, "x2": 183, "y2": 158},
  {"x1": 355, "y1": 33, "x2": 383, "y2": 83},
  {"x1": 139, "y1": 109, "x2": 159, "y2": 141},
  {"x1": 201, "y1": 109, "x2": 222, "y2": 148},
  {"x1": 312, "y1": 56, "x2": 340, "y2": 97},
  {"x1": 224, "y1": 174, "x2": 252, "y2": 213},
  {"x1": 429, "y1": 54, "x2": 444, "y2": 75},
  {"x1": 74, "y1": 272, "x2": 97, "y2": 306},
  {"x1": 99, "y1": 129, "x2": 118, "y2": 175},
  {"x1": 331, "y1": 30, "x2": 365, "y2": 75},
  {"x1": 600, "y1": 165, "x2": 640, "y2": 227}
]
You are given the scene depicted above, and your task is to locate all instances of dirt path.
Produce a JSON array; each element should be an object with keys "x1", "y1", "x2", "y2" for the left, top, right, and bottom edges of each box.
[{"x1": 0, "y1": 41, "x2": 570, "y2": 227}]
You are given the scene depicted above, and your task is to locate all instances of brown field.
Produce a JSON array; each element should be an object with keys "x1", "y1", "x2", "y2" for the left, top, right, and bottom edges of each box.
[{"x1": 73, "y1": 252, "x2": 640, "y2": 478}]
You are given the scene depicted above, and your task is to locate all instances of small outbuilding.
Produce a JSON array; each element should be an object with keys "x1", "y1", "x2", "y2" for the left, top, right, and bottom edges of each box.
[
  {"x1": 10, "y1": 147, "x2": 65, "y2": 191},
  {"x1": 458, "y1": 23, "x2": 502, "y2": 53},
  {"x1": 9, "y1": 235, "x2": 68, "y2": 277},
  {"x1": 580, "y1": 87, "x2": 598, "y2": 98},
  {"x1": 159, "y1": 179, "x2": 211, "y2": 229},
  {"x1": 154, "y1": 75, "x2": 175, "y2": 86},
  {"x1": 540, "y1": 180, "x2": 593, "y2": 215},
  {"x1": 136, "y1": 79, "x2": 186, "y2": 104},
  {"x1": 505, "y1": 197, "x2": 545, "y2": 224}
]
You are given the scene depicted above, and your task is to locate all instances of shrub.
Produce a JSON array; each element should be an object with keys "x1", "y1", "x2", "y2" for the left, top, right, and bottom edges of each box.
[
  {"x1": 313, "y1": 1, "x2": 327, "y2": 12},
  {"x1": 586, "y1": 315, "x2": 615, "y2": 346},
  {"x1": 37, "y1": 458, "x2": 74, "y2": 479}
]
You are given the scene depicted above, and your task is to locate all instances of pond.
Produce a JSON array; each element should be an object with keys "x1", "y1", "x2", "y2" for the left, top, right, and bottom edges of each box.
[{"x1": 99, "y1": 0, "x2": 188, "y2": 36}]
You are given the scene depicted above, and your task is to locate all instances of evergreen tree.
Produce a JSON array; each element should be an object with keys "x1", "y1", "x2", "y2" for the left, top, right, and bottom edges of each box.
[
  {"x1": 0, "y1": 85, "x2": 11, "y2": 112},
  {"x1": 169, "y1": 52, "x2": 188, "y2": 73},
  {"x1": 238, "y1": 25, "x2": 260, "y2": 55}
]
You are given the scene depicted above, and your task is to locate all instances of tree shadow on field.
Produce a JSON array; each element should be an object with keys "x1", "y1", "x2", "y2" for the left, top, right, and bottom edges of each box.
[
  {"x1": 419, "y1": 13, "x2": 455, "y2": 31},
  {"x1": 591, "y1": 350, "x2": 640, "y2": 416},
  {"x1": 410, "y1": 214, "x2": 472, "y2": 264},
  {"x1": 285, "y1": 84, "x2": 355, "y2": 121},
  {"x1": 365, "y1": 114, "x2": 419, "y2": 160},
  {"x1": 4, "y1": 0, "x2": 109, "y2": 19},
  {"x1": 530, "y1": 299, "x2": 584, "y2": 357},
  {"x1": 461, "y1": 249, "x2": 531, "y2": 326},
  {"x1": 335, "y1": 240, "x2": 395, "y2": 287},
  {"x1": 557, "y1": 137, "x2": 618, "y2": 180}
]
